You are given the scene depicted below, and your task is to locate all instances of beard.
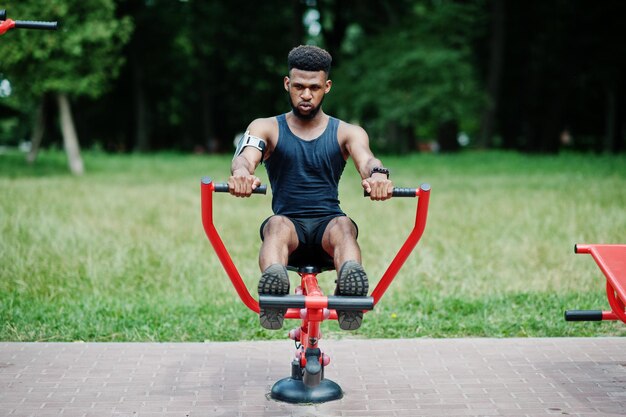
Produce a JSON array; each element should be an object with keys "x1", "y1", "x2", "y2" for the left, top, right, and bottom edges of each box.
[{"x1": 289, "y1": 95, "x2": 325, "y2": 120}]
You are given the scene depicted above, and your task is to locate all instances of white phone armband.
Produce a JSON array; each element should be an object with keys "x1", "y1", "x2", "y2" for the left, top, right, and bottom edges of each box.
[{"x1": 233, "y1": 130, "x2": 266, "y2": 160}]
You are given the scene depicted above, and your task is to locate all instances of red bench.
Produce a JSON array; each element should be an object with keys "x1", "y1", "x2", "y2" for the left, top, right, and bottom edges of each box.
[{"x1": 565, "y1": 244, "x2": 626, "y2": 323}]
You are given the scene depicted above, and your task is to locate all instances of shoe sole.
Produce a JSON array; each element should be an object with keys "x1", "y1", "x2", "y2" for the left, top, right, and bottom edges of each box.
[
  {"x1": 336, "y1": 261, "x2": 368, "y2": 331},
  {"x1": 258, "y1": 265, "x2": 290, "y2": 330}
]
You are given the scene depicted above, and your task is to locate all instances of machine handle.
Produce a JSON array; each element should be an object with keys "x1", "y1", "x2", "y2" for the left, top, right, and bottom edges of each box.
[
  {"x1": 0, "y1": 10, "x2": 58, "y2": 31},
  {"x1": 259, "y1": 295, "x2": 374, "y2": 311},
  {"x1": 201, "y1": 177, "x2": 267, "y2": 195},
  {"x1": 14, "y1": 20, "x2": 58, "y2": 30},
  {"x1": 364, "y1": 183, "x2": 430, "y2": 198},
  {"x1": 564, "y1": 310, "x2": 603, "y2": 321}
]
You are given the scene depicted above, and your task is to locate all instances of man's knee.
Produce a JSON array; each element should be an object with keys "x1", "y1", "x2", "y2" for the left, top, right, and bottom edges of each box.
[
  {"x1": 325, "y1": 216, "x2": 357, "y2": 241},
  {"x1": 263, "y1": 216, "x2": 298, "y2": 242}
]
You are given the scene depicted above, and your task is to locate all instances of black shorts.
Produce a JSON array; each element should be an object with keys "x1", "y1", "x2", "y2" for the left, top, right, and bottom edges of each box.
[{"x1": 260, "y1": 214, "x2": 359, "y2": 271}]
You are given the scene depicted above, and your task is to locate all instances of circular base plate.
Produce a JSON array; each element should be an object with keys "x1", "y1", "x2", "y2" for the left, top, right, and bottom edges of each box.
[{"x1": 270, "y1": 377, "x2": 343, "y2": 404}]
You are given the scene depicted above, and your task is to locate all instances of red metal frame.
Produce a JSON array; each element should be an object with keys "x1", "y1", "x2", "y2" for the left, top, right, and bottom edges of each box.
[
  {"x1": 297, "y1": 272, "x2": 324, "y2": 358},
  {"x1": 201, "y1": 179, "x2": 430, "y2": 316},
  {"x1": 201, "y1": 179, "x2": 259, "y2": 313},
  {"x1": 574, "y1": 244, "x2": 626, "y2": 323},
  {"x1": 0, "y1": 19, "x2": 16, "y2": 35},
  {"x1": 371, "y1": 185, "x2": 430, "y2": 304}
]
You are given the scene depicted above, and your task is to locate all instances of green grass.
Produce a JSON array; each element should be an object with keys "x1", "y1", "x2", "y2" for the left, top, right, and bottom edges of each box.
[{"x1": 1, "y1": 149, "x2": 626, "y2": 341}]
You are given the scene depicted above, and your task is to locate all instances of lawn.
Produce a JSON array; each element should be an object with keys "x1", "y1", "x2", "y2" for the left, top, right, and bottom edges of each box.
[{"x1": 1, "y1": 149, "x2": 626, "y2": 341}]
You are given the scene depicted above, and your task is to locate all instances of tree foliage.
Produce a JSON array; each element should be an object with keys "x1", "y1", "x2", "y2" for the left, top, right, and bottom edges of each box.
[
  {"x1": 72, "y1": 0, "x2": 299, "y2": 152},
  {"x1": 328, "y1": 1, "x2": 486, "y2": 151},
  {"x1": 0, "y1": 0, "x2": 132, "y2": 174},
  {"x1": 0, "y1": 0, "x2": 132, "y2": 99},
  {"x1": 1, "y1": 0, "x2": 625, "y2": 154}
]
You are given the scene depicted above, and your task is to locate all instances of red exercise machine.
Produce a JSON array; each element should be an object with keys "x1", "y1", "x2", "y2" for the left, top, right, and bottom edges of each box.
[
  {"x1": 565, "y1": 244, "x2": 626, "y2": 323},
  {"x1": 201, "y1": 177, "x2": 430, "y2": 403}
]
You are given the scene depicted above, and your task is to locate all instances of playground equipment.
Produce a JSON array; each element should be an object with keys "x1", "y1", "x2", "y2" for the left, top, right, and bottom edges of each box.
[
  {"x1": 201, "y1": 177, "x2": 430, "y2": 403},
  {"x1": 565, "y1": 244, "x2": 626, "y2": 323},
  {"x1": 0, "y1": 9, "x2": 58, "y2": 36}
]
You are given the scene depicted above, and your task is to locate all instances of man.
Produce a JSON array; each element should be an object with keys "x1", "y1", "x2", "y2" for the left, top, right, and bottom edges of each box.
[{"x1": 228, "y1": 45, "x2": 393, "y2": 331}]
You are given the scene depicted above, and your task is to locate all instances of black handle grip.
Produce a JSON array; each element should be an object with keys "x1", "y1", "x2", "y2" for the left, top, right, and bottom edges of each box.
[
  {"x1": 564, "y1": 310, "x2": 603, "y2": 321},
  {"x1": 14, "y1": 20, "x2": 58, "y2": 30},
  {"x1": 364, "y1": 184, "x2": 432, "y2": 198},
  {"x1": 364, "y1": 188, "x2": 416, "y2": 198},
  {"x1": 201, "y1": 178, "x2": 266, "y2": 195},
  {"x1": 213, "y1": 183, "x2": 267, "y2": 194},
  {"x1": 363, "y1": 187, "x2": 417, "y2": 197},
  {"x1": 259, "y1": 295, "x2": 374, "y2": 311},
  {"x1": 327, "y1": 296, "x2": 374, "y2": 310},
  {"x1": 0, "y1": 10, "x2": 6, "y2": 21}
]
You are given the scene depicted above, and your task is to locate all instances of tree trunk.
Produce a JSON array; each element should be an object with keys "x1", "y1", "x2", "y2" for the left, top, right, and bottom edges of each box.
[
  {"x1": 292, "y1": 0, "x2": 305, "y2": 46},
  {"x1": 131, "y1": 50, "x2": 150, "y2": 152},
  {"x1": 200, "y1": 69, "x2": 218, "y2": 153},
  {"x1": 478, "y1": 0, "x2": 505, "y2": 148},
  {"x1": 57, "y1": 93, "x2": 84, "y2": 175},
  {"x1": 604, "y1": 89, "x2": 616, "y2": 153},
  {"x1": 320, "y1": 0, "x2": 350, "y2": 67},
  {"x1": 616, "y1": 94, "x2": 624, "y2": 153},
  {"x1": 26, "y1": 98, "x2": 46, "y2": 164},
  {"x1": 437, "y1": 120, "x2": 460, "y2": 153},
  {"x1": 387, "y1": 122, "x2": 401, "y2": 153}
]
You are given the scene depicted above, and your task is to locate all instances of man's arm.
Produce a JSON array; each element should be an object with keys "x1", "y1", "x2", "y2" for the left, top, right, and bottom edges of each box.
[
  {"x1": 229, "y1": 148, "x2": 262, "y2": 197},
  {"x1": 228, "y1": 119, "x2": 270, "y2": 197},
  {"x1": 344, "y1": 124, "x2": 393, "y2": 201}
]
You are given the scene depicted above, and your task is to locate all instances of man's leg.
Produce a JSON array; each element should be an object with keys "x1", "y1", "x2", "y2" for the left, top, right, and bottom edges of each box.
[
  {"x1": 258, "y1": 216, "x2": 299, "y2": 330},
  {"x1": 321, "y1": 216, "x2": 361, "y2": 269},
  {"x1": 259, "y1": 215, "x2": 299, "y2": 270},
  {"x1": 321, "y1": 216, "x2": 369, "y2": 331}
]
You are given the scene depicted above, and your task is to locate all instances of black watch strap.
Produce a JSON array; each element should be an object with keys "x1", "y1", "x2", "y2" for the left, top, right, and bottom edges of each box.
[{"x1": 370, "y1": 166, "x2": 390, "y2": 178}]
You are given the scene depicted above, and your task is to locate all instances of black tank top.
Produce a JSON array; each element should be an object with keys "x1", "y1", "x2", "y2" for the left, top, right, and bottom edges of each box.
[{"x1": 264, "y1": 113, "x2": 346, "y2": 218}]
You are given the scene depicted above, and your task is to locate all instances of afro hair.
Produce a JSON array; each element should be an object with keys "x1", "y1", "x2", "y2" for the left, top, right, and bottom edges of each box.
[{"x1": 288, "y1": 45, "x2": 332, "y2": 74}]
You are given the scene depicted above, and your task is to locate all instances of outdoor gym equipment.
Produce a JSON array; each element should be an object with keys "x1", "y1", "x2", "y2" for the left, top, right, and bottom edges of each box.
[
  {"x1": 0, "y1": 9, "x2": 58, "y2": 36},
  {"x1": 565, "y1": 244, "x2": 626, "y2": 323},
  {"x1": 201, "y1": 177, "x2": 430, "y2": 403}
]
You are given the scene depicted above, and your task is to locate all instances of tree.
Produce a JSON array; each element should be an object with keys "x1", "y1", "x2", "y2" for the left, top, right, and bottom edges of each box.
[
  {"x1": 0, "y1": 0, "x2": 132, "y2": 173},
  {"x1": 91, "y1": 0, "x2": 300, "y2": 153},
  {"x1": 495, "y1": 0, "x2": 626, "y2": 153},
  {"x1": 477, "y1": 0, "x2": 505, "y2": 149},
  {"x1": 328, "y1": 1, "x2": 486, "y2": 152}
]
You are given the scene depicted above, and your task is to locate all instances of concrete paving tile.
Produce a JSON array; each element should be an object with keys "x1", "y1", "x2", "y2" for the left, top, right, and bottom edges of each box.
[{"x1": 2, "y1": 338, "x2": 626, "y2": 417}]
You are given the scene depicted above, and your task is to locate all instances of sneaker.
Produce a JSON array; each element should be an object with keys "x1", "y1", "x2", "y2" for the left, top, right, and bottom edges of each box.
[
  {"x1": 335, "y1": 260, "x2": 369, "y2": 330},
  {"x1": 258, "y1": 264, "x2": 290, "y2": 330}
]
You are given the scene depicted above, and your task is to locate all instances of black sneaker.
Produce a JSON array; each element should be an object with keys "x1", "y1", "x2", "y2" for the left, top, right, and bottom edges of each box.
[
  {"x1": 258, "y1": 264, "x2": 290, "y2": 330},
  {"x1": 335, "y1": 260, "x2": 369, "y2": 330}
]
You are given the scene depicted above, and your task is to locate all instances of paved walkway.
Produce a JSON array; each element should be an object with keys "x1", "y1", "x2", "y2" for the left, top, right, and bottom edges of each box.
[{"x1": 1, "y1": 338, "x2": 626, "y2": 417}]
